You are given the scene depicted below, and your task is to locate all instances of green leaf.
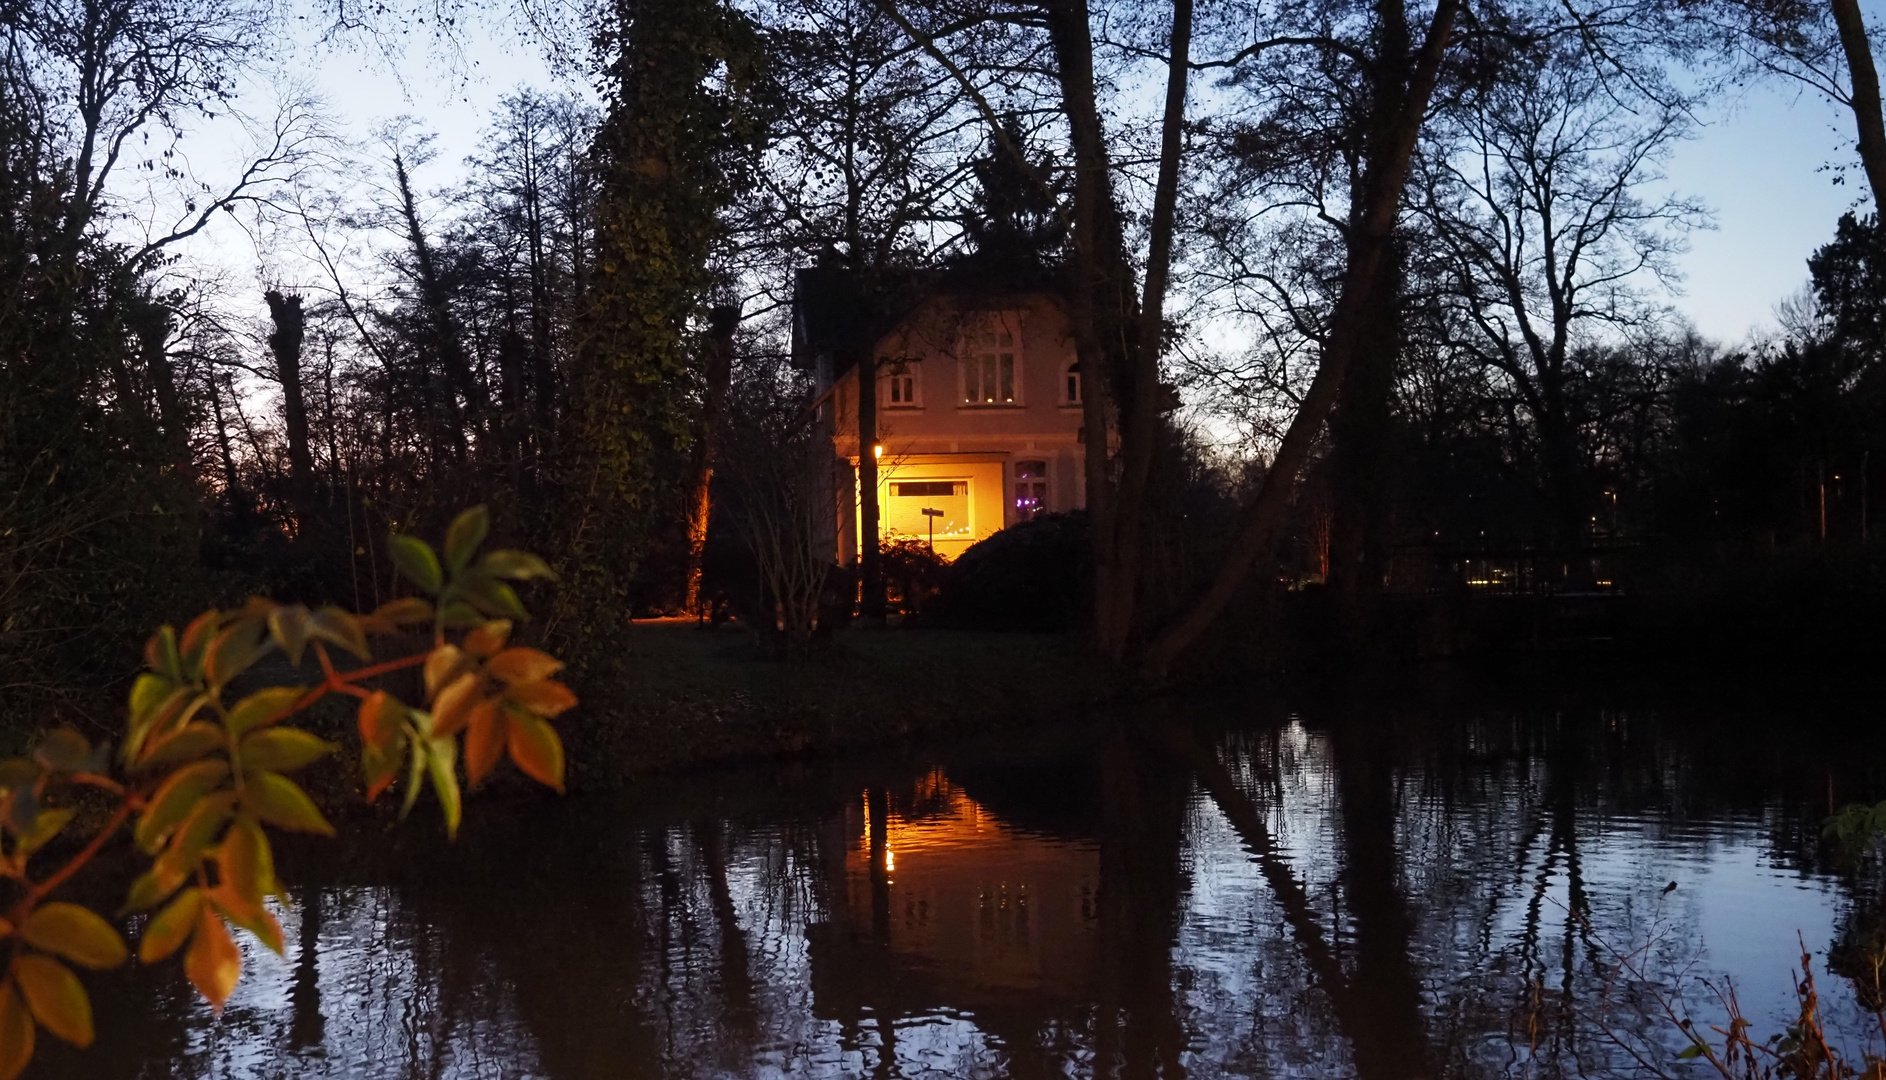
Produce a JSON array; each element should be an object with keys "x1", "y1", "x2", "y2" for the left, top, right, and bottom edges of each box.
[
  {"x1": 134, "y1": 760, "x2": 230, "y2": 853},
  {"x1": 164, "y1": 791, "x2": 238, "y2": 867},
  {"x1": 462, "y1": 576, "x2": 528, "y2": 620},
  {"x1": 240, "y1": 771, "x2": 334, "y2": 836},
  {"x1": 138, "y1": 888, "x2": 202, "y2": 964},
  {"x1": 14, "y1": 809, "x2": 74, "y2": 857},
  {"x1": 0, "y1": 984, "x2": 34, "y2": 1080},
  {"x1": 145, "y1": 626, "x2": 184, "y2": 682},
  {"x1": 13, "y1": 955, "x2": 92, "y2": 1047},
  {"x1": 399, "y1": 738, "x2": 428, "y2": 819},
  {"x1": 21, "y1": 903, "x2": 127, "y2": 970},
  {"x1": 266, "y1": 604, "x2": 313, "y2": 665},
  {"x1": 224, "y1": 686, "x2": 305, "y2": 738},
  {"x1": 31, "y1": 729, "x2": 89, "y2": 773},
  {"x1": 239, "y1": 728, "x2": 335, "y2": 773},
  {"x1": 481, "y1": 549, "x2": 556, "y2": 581},
  {"x1": 388, "y1": 534, "x2": 443, "y2": 595},
  {"x1": 138, "y1": 722, "x2": 223, "y2": 771},
  {"x1": 123, "y1": 688, "x2": 202, "y2": 766},
  {"x1": 129, "y1": 674, "x2": 175, "y2": 725},
  {"x1": 438, "y1": 600, "x2": 486, "y2": 628},
  {"x1": 202, "y1": 619, "x2": 269, "y2": 686},
  {"x1": 1677, "y1": 1043, "x2": 1706, "y2": 1060},
  {"x1": 443, "y1": 505, "x2": 490, "y2": 574},
  {"x1": 426, "y1": 735, "x2": 462, "y2": 839},
  {"x1": 370, "y1": 597, "x2": 433, "y2": 626},
  {"x1": 120, "y1": 858, "x2": 189, "y2": 914}
]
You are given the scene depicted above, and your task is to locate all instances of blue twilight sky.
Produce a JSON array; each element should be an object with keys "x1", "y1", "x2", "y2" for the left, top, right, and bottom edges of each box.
[{"x1": 196, "y1": 13, "x2": 1875, "y2": 349}]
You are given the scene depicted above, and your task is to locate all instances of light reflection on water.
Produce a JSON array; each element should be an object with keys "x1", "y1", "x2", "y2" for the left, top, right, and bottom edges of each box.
[{"x1": 37, "y1": 703, "x2": 1886, "y2": 1079}]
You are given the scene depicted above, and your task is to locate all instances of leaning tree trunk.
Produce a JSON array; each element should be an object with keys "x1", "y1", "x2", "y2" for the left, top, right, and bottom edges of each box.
[
  {"x1": 1831, "y1": 0, "x2": 1886, "y2": 215},
  {"x1": 1141, "y1": 0, "x2": 1461, "y2": 678}
]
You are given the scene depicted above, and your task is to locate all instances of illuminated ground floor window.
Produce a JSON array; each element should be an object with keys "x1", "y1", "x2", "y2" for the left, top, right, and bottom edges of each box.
[
  {"x1": 1014, "y1": 460, "x2": 1048, "y2": 520},
  {"x1": 887, "y1": 479, "x2": 971, "y2": 546}
]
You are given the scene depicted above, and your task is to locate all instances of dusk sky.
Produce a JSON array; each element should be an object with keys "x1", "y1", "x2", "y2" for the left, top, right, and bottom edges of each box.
[{"x1": 237, "y1": 16, "x2": 1876, "y2": 349}]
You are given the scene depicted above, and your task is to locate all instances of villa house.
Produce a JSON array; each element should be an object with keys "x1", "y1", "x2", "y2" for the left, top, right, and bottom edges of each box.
[{"x1": 793, "y1": 266, "x2": 1086, "y2": 565}]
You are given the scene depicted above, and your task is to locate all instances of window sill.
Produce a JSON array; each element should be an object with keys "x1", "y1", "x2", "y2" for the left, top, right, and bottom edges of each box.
[{"x1": 956, "y1": 403, "x2": 1027, "y2": 409}]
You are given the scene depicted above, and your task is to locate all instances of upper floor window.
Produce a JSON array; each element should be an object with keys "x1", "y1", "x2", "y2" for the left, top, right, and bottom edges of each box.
[
  {"x1": 883, "y1": 359, "x2": 920, "y2": 408},
  {"x1": 962, "y1": 314, "x2": 1021, "y2": 406},
  {"x1": 1063, "y1": 361, "x2": 1082, "y2": 405}
]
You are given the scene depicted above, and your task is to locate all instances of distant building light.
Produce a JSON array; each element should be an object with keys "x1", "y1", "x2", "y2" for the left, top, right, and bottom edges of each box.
[{"x1": 873, "y1": 444, "x2": 884, "y2": 459}]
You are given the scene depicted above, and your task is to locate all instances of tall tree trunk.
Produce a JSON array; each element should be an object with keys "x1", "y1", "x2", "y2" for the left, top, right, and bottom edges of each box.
[
  {"x1": 1328, "y1": 238, "x2": 1405, "y2": 649},
  {"x1": 266, "y1": 290, "x2": 317, "y2": 527},
  {"x1": 685, "y1": 304, "x2": 738, "y2": 614},
  {"x1": 394, "y1": 155, "x2": 482, "y2": 456},
  {"x1": 1142, "y1": 0, "x2": 1462, "y2": 677},
  {"x1": 856, "y1": 350, "x2": 885, "y2": 619},
  {"x1": 1831, "y1": 0, "x2": 1886, "y2": 214},
  {"x1": 1042, "y1": 0, "x2": 1156, "y2": 660}
]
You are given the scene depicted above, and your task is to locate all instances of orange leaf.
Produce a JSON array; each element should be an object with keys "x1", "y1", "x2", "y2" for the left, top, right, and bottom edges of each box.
[
  {"x1": 429, "y1": 672, "x2": 482, "y2": 737},
  {"x1": 503, "y1": 679, "x2": 576, "y2": 718},
  {"x1": 0, "y1": 984, "x2": 32, "y2": 1080},
  {"x1": 357, "y1": 691, "x2": 403, "y2": 748},
  {"x1": 13, "y1": 955, "x2": 91, "y2": 1048},
  {"x1": 205, "y1": 885, "x2": 284, "y2": 956},
  {"x1": 463, "y1": 701, "x2": 506, "y2": 787},
  {"x1": 506, "y1": 712, "x2": 565, "y2": 793},
  {"x1": 463, "y1": 620, "x2": 512, "y2": 657},
  {"x1": 183, "y1": 909, "x2": 241, "y2": 1014},
  {"x1": 486, "y1": 647, "x2": 563, "y2": 685}
]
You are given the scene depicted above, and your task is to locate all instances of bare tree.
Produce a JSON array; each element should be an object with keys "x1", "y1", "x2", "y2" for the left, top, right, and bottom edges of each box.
[{"x1": 1417, "y1": 42, "x2": 1706, "y2": 559}]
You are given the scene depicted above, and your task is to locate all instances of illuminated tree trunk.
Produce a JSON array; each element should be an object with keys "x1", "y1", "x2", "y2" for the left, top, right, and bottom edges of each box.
[
  {"x1": 684, "y1": 305, "x2": 738, "y2": 615},
  {"x1": 857, "y1": 350, "x2": 884, "y2": 620}
]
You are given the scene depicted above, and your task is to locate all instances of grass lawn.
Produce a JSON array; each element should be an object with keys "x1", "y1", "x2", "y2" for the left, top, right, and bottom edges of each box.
[{"x1": 560, "y1": 620, "x2": 1121, "y2": 787}]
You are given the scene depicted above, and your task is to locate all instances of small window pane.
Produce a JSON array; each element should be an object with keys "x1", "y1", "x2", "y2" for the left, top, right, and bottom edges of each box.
[
  {"x1": 999, "y1": 354, "x2": 1014, "y2": 402},
  {"x1": 1016, "y1": 460, "x2": 1048, "y2": 479}
]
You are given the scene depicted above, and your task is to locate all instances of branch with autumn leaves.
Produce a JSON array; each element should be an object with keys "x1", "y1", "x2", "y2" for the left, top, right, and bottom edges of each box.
[{"x1": 0, "y1": 507, "x2": 575, "y2": 1078}]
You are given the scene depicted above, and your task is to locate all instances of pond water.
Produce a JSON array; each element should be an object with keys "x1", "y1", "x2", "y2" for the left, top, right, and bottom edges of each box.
[{"x1": 34, "y1": 675, "x2": 1886, "y2": 1079}]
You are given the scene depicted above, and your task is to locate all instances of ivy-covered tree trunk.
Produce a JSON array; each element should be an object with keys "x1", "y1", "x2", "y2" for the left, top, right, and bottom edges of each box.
[{"x1": 559, "y1": 0, "x2": 757, "y2": 655}]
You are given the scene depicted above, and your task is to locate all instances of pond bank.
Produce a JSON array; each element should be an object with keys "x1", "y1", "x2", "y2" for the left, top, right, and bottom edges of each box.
[{"x1": 560, "y1": 620, "x2": 1123, "y2": 789}]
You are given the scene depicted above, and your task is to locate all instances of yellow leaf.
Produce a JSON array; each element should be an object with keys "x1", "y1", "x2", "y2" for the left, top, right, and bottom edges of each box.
[
  {"x1": 0, "y1": 985, "x2": 33, "y2": 1080},
  {"x1": 14, "y1": 809, "x2": 73, "y2": 857},
  {"x1": 239, "y1": 728, "x2": 334, "y2": 773},
  {"x1": 13, "y1": 955, "x2": 91, "y2": 1047},
  {"x1": 224, "y1": 686, "x2": 305, "y2": 738},
  {"x1": 266, "y1": 604, "x2": 313, "y2": 665},
  {"x1": 429, "y1": 673, "x2": 482, "y2": 738},
  {"x1": 463, "y1": 700, "x2": 506, "y2": 787},
  {"x1": 309, "y1": 606, "x2": 369, "y2": 660},
  {"x1": 485, "y1": 647, "x2": 563, "y2": 685},
  {"x1": 240, "y1": 772, "x2": 334, "y2": 836},
  {"x1": 138, "y1": 721, "x2": 223, "y2": 770},
  {"x1": 362, "y1": 743, "x2": 401, "y2": 801},
  {"x1": 507, "y1": 712, "x2": 565, "y2": 793},
  {"x1": 217, "y1": 818, "x2": 272, "y2": 909},
  {"x1": 134, "y1": 760, "x2": 230, "y2": 853},
  {"x1": 163, "y1": 791, "x2": 238, "y2": 869},
  {"x1": 120, "y1": 858, "x2": 189, "y2": 915},
  {"x1": 443, "y1": 505, "x2": 490, "y2": 573},
  {"x1": 503, "y1": 679, "x2": 577, "y2": 718},
  {"x1": 138, "y1": 888, "x2": 202, "y2": 964},
  {"x1": 21, "y1": 904, "x2": 126, "y2": 970},
  {"x1": 144, "y1": 625, "x2": 183, "y2": 681},
  {"x1": 201, "y1": 620, "x2": 267, "y2": 686},
  {"x1": 462, "y1": 620, "x2": 511, "y2": 657},
  {"x1": 426, "y1": 736, "x2": 462, "y2": 839},
  {"x1": 423, "y1": 644, "x2": 467, "y2": 697},
  {"x1": 369, "y1": 597, "x2": 433, "y2": 627},
  {"x1": 183, "y1": 909, "x2": 241, "y2": 1014},
  {"x1": 128, "y1": 674, "x2": 175, "y2": 725}
]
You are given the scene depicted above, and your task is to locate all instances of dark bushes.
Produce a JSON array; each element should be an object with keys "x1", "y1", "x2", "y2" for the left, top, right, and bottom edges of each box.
[{"x1": 923, "y1": 512, "x2": 1090, "y2": 631}]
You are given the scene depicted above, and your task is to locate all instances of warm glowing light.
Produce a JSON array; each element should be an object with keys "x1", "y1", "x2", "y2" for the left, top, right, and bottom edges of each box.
[
  {"x1": 885, "y1": 847, "x2": 896, "y2": 871},
  {"x1": 873, "y1": 444, "x2": 884, "y2": 459}
]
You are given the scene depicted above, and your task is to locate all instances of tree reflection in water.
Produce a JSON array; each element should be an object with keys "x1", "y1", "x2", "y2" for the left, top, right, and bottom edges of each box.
[{"x1": 47, "y1": 697, "x2": 1886, "y2": 1079}]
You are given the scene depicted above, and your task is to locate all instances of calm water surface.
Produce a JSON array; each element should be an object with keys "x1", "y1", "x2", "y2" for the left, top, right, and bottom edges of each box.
[{"x1": 36, "y1": 679, "x2": 1886, "y2": 1079}]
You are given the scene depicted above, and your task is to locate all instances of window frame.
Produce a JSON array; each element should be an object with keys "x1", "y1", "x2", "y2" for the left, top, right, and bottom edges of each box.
[
  {"x1": 1062, "y1": 361, "x2": 1082, "y2": 406},
  {"x1": 1013, "y1": 459, "x2": 1050, "y2": 520},
  {"x1": 959, "y1": 311, "x2": 1025, "y2": 407},
  {"x1": 881, "y1": 358, "x2": 922, "y2": 409}
]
